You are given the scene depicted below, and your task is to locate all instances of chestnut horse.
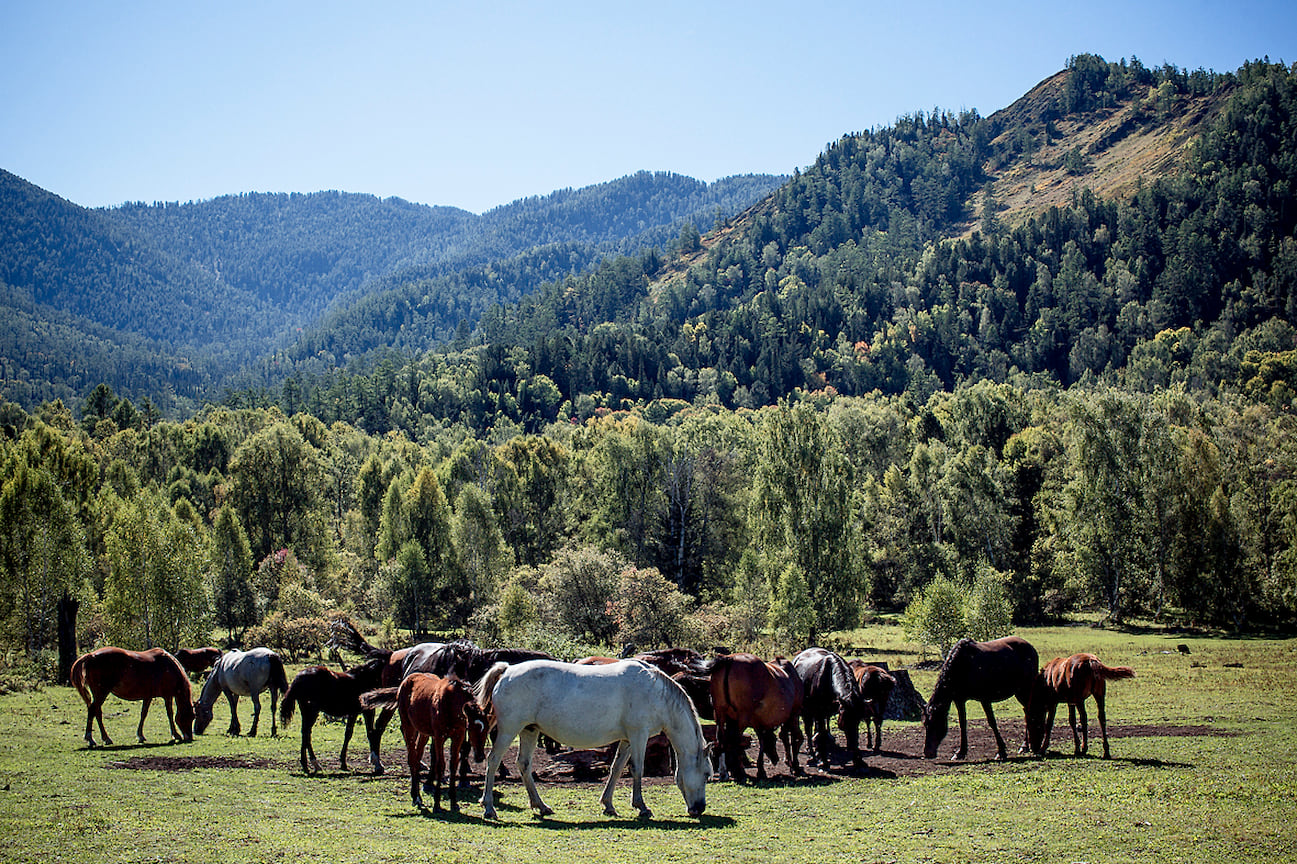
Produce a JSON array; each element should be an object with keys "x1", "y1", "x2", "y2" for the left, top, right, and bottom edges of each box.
[
  {"x1": 848, "y1": 660, "x2": 897, "y2": 751},
  {"x1": 70, "y1": 647, "x2": 194, "y2": 747},
  {"x1": 703, "y1": 653, "x2": 804, "y2": 781},
  {"x1": 792, "y1": 647, "x2": 866, "y2": 770},
  {"x1": 922, "y1": 636, "x2": 1038, "y2": 761},
  {"x1": 360, "y1": 673, "x2": 489, "y2": 812},
  {"x1": 279, "y1": 657, "x2": 385, "y2": 774},
  {"x1": 175, "y1": 646, "x2": 222, "y2": 678},
  {"x1": 1026, "y1": 653, "x2": 1135, "y2": 759}
]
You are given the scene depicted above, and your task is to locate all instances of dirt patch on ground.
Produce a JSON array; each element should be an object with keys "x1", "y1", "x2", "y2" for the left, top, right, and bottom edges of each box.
[{"x1": 104, "y1": 719, "x2": 1226, "y2": 781}]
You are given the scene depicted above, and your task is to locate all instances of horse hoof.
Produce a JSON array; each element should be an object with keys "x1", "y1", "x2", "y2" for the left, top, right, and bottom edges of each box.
[{"x1": 604, "y1": 805, "x2": 618, "y2": 817}]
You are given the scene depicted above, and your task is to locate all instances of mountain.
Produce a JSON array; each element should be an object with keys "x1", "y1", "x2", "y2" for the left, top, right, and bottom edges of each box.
[
  {"x1": 267, "y1": 55, "x2": 1297, "y2": 438},
  {"x1": 0, "y1": 169, "x2": 784, "y2": 413}
]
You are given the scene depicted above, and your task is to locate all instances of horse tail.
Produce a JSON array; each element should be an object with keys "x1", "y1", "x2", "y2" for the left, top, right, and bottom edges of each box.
[
  {"x1": 70, "y1": 653, "x2": 92, "y2": 706},
  {"x1": 280, "y1": 675, "x2": 302, "y2": 728},
  {"x1": 267, "y1": 653, "x2": 290, "y2": 697},
  {"x1": 474, "y1": 661, "x2": 509, "y2": 716},
  {"x1": 358, "y1": 686, "x2": 399, "y2": 711},
  {"x1": 1092, "y1": 660, "x2": 1136, "y2": 681}
]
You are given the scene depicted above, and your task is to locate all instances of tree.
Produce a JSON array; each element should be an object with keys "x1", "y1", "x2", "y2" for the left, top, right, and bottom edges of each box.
[
  {"x1": 228, "y1": 421, "x2": 324, "y2": 565},
  {"x1": 0, "y1": 457, "x2": 90, "y2": 655},
  {"x1": 538, "y1": 546, "x2": 621, "y2": 646},
  {"x1": 750, "y1": 403, "x2": 863, "y2": 640},
  {"x1": 210, "y1": 505, "x2": 255, "y2": 642}
]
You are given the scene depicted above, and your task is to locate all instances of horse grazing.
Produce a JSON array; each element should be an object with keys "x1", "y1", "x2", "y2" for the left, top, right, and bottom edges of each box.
[
  {"x1": 792, "y1": 647, "x2": 866, "y2": 770},
  {"x1": 475, "y1": 659, "x2": 709, "y2": 820},
  {"x1": 175, "y1": 646, "x2": 222, "y2": 678},
  {"x1": 193, "y1": 647, "x2": 290, "y2": 737},
  {"x1": 848, "y1": 660, "x2": 897, "y2": 751},
  {"x1": 279, "y1": 657, "x2": 385, "y2": 774},
  {"x1": 1026, "y1": 653, "x2": 1135, "y2": 759},
  {"x1": 70, "y1": 647, "x2": 194, "y2": 747},
  {"x1": 923, "y1": 636, "x2": 1038, "y2": 761},
  {"x1": 704, "y1": 653, "x2": 804, "y2": 781},
  {"x1": 360, "y1": 674, "x2": 489, "y2": 812}
]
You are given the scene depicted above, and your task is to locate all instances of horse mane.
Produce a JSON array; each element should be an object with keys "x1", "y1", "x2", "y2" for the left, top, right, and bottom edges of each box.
[
  {"x1": 928, "y1": 639, "x2": 975, "y2": 711},
  {"x1": 824, "y1": 651, "x2": 860, "y2": 707},
  {"x1": 328, "y1": 619, "x2": 392, "y2": 662}
]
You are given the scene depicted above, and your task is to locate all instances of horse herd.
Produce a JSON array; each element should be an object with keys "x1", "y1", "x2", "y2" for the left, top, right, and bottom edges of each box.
[{"x1": 67, "y1": 629, "x2": 1135, "y2": 821}]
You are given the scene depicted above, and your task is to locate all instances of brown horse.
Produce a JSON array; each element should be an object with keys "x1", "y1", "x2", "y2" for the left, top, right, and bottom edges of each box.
[
  {"x1": 175, "y1": 646, "x2": 222, "y2": 678},
  {"x1": 704, "y1": 653, "x2": 804, "y2": 781},
  {"x1": 848, "y1": 660, "x2": 896, "y2": 752},
  {"x1": 70, "y1": 647, "x2": 194, "y2": 747},
  {"x1": 360, "y1": 673, "x2": 489, "y2": 812},
  {"x1": 922, "y1": 636, "x2": 1038, "y2": 761},
  {"x1": 1026, "y1": 653, "x2": 1135, "y2": 759},
  {"x1": 279, "y1": 657, "x2": 385, "y2": 774}
]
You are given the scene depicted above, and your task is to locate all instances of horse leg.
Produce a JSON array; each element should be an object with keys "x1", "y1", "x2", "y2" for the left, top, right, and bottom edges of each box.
[
  {"x1": 407, "y1": 729, "x2": 428, "y2": 810},
  {"x1": 446, "y1": 734, "x2": 462, "y2": 812},
  {"x1": 339, "y1": 714, "x2": 357, "y2": 771},
  {"x1": 982, "y1": 701, "x2": 1008, "y2": 761},
  {"x1": 601, "y1": 740, "x2": 633, "y2": 817},
  {"x1": 626, "y1": 732, "x2": 653, "y2": 819},
  {"x1": 370, "y1": 706, "x2": 394, "y2": 775},
  {"x1": 225, "y1": 691, "x2": 241, "y2": 736},
  {"x1": 783, "y1": 721, "x2": 804, "y2": 776},
  {"x1": 136, "y1": 697, "x2": 152, "y2": 743},
  {"x1": 162, "y1": 695, "x2": 181, "y2": 742},
  {"x1": 84, "y1": 693, "x2": 107, "y2": 747},
  {"x1": 1042, "y1": 703, "x2": 1057, "y2": 754},
  {"x1": 300, "y1": 709, "x2": 318, "y2": 774},
  {"x1": 515, "y1": 727, "x2": 552, "y2": 817},
  {"x1": 481, "y1": 719, "x2": 521, "y2": 819},
  {"x1": 361, "y1": 708, "x2": 381, "y2": 774},
  {"x1": 1073, "y1": 701, "x2": 1088, "y2": 756},
  {"x1": 1095, "y1": 692, "x2": 1111, "y2": 759},
  {"x1": 952, "y1": 701, "x2": 969, "y2": 760},
  {"x1": 801, "y1": 714, "x2": 816, "y2": 765},
  {"x1": 269, "y1": 687, "x2": 279, "y2": 738},
  {"x1": 249, "y1": 692, "x2": 262, "y2": 738}
]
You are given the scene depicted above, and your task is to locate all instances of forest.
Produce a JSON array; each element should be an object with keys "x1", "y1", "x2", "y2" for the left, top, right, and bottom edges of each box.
[{"x1": 2, "y1": 56, "x2": 1297, "y2": 675}]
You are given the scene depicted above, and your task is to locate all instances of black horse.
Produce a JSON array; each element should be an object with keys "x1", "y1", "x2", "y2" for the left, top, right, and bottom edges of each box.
[
  {"x1": 792, "y1": 647, "x2": 866, "y2": 770},
  {"x1": 922, "y1": 636, "x2": 1038, "y2": 761},
  {"x1": 279, "y1": 657, "x2": 386, "y2": 774}
]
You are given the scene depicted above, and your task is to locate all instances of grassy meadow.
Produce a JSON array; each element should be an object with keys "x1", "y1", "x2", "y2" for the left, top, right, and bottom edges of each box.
[{"x1": 1, "y1": 624, "x2": 1294, "y2": 864}]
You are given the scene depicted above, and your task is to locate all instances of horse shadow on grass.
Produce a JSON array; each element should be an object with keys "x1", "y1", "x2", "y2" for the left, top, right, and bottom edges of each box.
[{"x1": 1034, "y1": 752, "x2": 1193, "y2": 769}]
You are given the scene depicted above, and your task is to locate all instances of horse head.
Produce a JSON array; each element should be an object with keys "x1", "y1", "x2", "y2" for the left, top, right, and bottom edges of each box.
[
  {"x1": 463, "y1": 700, "x2": 489, "y2": 764},
  {"x1": 675, "y1": 740, "x2": 709, "y2": 818},
  {"x1": 921, "y1": 702, "x2": 948, "y2": 759},
  {"x1": 193, "y1": 701, "x2": 214, "y2": 735},
  {"x1": 175, "y1": 696, "x2": 195, "y2": 742}
]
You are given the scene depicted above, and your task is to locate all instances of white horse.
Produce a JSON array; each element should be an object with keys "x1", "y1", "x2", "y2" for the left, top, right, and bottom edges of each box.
[
  {"x1": 474, "y1": 658, "x2": 709, "y2": 820},
  {"x1": 193, "y1": 647, "x2": 290, "y2": 737}
]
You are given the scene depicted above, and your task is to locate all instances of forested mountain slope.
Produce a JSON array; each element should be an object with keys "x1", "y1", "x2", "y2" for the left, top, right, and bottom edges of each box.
[{"x1": 0, "y1": 170, "x2": 783, "y2": 413}]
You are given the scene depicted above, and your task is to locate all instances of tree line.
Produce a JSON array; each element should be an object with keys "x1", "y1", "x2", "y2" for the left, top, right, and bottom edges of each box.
[{"x1": 4, "y1": 374, "x2": 1295, "y2": 676}]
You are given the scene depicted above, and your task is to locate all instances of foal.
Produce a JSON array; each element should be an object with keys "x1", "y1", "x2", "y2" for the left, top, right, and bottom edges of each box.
[
  {"x1": 361, "y1": 673, "x2": 488, "y2": 812},
  {"x1": 1027, "y1": 653, "x2": 1135, "y2": 759}
]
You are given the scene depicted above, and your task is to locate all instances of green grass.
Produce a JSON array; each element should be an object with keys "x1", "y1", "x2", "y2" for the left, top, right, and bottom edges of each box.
[{"x1": 2, "y1": 626, "x2": 1294, "y2": 863}]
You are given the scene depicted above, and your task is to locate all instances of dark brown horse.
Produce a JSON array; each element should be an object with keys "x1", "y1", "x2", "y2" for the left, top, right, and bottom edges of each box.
[
  {"x1": 175, "y1": 646, "x2": 222, "y2": 678},
  {"x1": 704, "y1": 653, "x2": 804, "y2": 781},
  {"x1": 70, "y1": 647, "x2": 194, "y2": 747},
  {"x1": 792, "y1": 647, "x2": 866, "y2": 769},
  {"x1": 848, "y1": 660, "x2": 896, "y2": 752},
  {"x1": 1026, "y1": 653, "x2": 1135, "y2": 759},
  {"x1": 922, "y1": 636, "x2": 1038, "y2": 761},
  {"x1": 279, "y1": 657, "x2": 385, "y2": 774},
  {"x1": 361, "y1": 673, "x2": 489, "y2": 812}
]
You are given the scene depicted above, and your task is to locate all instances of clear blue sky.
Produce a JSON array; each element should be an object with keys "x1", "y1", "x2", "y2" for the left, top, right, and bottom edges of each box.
[{"x1": 3, "y1": 0, "x2": 1294, "y2": 214}]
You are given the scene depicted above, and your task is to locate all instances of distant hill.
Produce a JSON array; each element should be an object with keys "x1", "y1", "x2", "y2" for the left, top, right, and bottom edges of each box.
[{"x1": 0, "y1": 169, "x2": 784, "y2": 413}]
